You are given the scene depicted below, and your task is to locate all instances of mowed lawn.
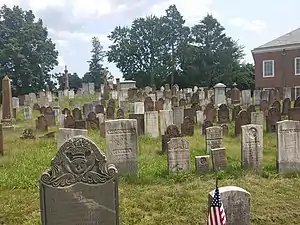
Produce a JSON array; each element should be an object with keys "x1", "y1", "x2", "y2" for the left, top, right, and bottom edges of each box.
[{"x1": 1, "y1": 108, "x2": 300, "y2": 225}]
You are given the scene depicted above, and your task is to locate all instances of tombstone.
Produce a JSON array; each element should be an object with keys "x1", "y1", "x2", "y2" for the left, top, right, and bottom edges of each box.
[
  {"x1": 184, "y1": 108, "x2": 194, "y2": 123},
  {"x1": 144, "y1": 96, "x2": 154, "y2": 112},
  {"x1": 196, "y1": 110, "x2": 204, "y2": 125},
  {"x1": 128, "y1": 114, "x2": 144, "y2": 136},
  {"x1": 282, "y1": 98, "x2": 291, "y2": 115},
  {"x1": 173, "y1": 107, "x2": 184, "y2": 133},
  {"x1": 33, "y1": 103, "x2": 40, "y2": 111},
  {"x1": 181, "y1": 116, "x2": 194, "y2": 136},
  {"x1": 241, "y1": 124, "x2": 263, "y2": 169},
  {"x1": 40, "y1": 106, "x2": 46, "y2": 115},
  {"x1": 179, "y1": 98, "x2": 186, "y2": 107},
  {"x1": 191, "y1": 93, "x2": 199, "y2": 105},
  {"x1": 204, "y1": 103, "x2": 216, "y2": 123},
  {"x1": 105, "y1": 119, "x2": 138, "y2": 175},
  {"x1": 171, "y1": 96, "x2": 178, "y2": 107},
  {"x1": 277, "y1": 120, "x2": 300, "y2": 173},
  {"x1": 211, "y1": 147, "x2": 227, "y2": 171},
  {"x1": 144, "y1": 111, "x2": 159, "y2": 138},
  {"x1": 253, "y1": 90, "x2": 261, "y2": 106},
  {"x1": 232, "y1": 105, "x2": 241, "y2": 121},
  {"x1": 62, "y1": 107, "x2": 71, "y2": 115},
  {"x1": 39, "y1": 136, "x2": 119, "y2": 225},
  {"x1": 20, "y1": 128, "x2": 36, "y2": 139},
  {"x1": 206, "y1": 126, "x2": 223, "y2": 153},
  {"x1": 87, "y1": 112, "x2": 99, "y2": 130},
  {"x1": 246, "y1": 105, "x2": 256, "y2": 120},
  {"x1": 116, "y1": 108, "x2": 124, "y2": 119},
  {"x1": 44, "y1": 107, "x2": 56, "y2": 126},
  {"x1": 288, "y1": 108, "x2": 300, "y2": 121},
  {"x1": 260, "y1": 100, "x2": 269, "y2": 113},
  {"x1": 272, "y1": 100, "x2": 281, "y2": 112},
  {"x1": 208, "y1": 186, "x2": 251, "y2": 225},
  {"x1": 241, "y1": 90, "x2": 251, "y2": 106},
  {"x1": 250, "y1": 112, "x2": 264, "y2": 127},
  {"x1": 64, "y1": 115, "x2": 76, "y2": 129},
  {"x1": 133, "y1": 102, "x2": 144, "y2": 114},
  {"x1": 106, "y1": 106, "x2": 115, "y2": 120},
  {"x1": 95, "y1": 104, "x2": 105, "y2": 114},
  {"x1": 202, "y1": 120, "x2": 213, "y2": 136},
  {"x1": 57, "y1": 128, "x2": 88, "y2": 148},
  {"x1": 214, "y1": 83, "x2": 226, "y2": 107},
  {"x1": 195, "y1": 155, "x2": 210, "y2": 173},
  {"x1": 160, "y1": 110, "x2": 173, "y2": 135},
  {"x1": 83, "y1": 103, "x2": 93, "y2": 118},
  {"x1": 162, "y1": 124, "x2": 181, "y2": 153},
  {"x1": 221, "y1": 124, "x2": 229, "y2": 136},
  {"x1": 23, "y1": 107, "x2": 32, "y2": 120},
  {"x1": 167, "y1": 137, "x2": 190, "y2": 173},
  {"x1": 36, "y1": 115, "x2": 48, "y2": 132},
  {"x1": 218, "y1": 104, "x2": 229, "y2": 124},
  {"x1": 72, "y1": 108, "x2": 82, "y2": 120},
  {"x1": 155, "y1": 98, "x2": 164, "y2": 111},
  {"x1": 230, "y1": 86, "x2": 240, "y2": 104},
  {"x1": 266, "y1": 107, "x2": 281, "y2": 133},
  {"x1": 234, "y1": 110, "x2": 249, "y2": 136},
  {"x1": 74, "y1": 120, "x2": 87, "y2": 130}
]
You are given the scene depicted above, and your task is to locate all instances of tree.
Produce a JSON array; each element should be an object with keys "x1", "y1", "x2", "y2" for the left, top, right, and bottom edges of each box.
[
  {"x1": 54, "y1": 72, "x2": 83, "y2": 91},
  {"x1": 107, "y1": 15, "x2": 167, "y2": 87},
  {"x1": 233, "y1": 63, "x2": 255, "y2": 90},
  {"x1": 0, "y1": 5, "x2": 58, "y2": 95},
  {"x1": 83, "y1": 37, "x2": 106, "y2": 90}
]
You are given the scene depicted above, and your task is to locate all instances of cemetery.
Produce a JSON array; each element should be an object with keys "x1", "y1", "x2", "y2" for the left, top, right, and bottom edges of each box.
[{"x1": 1, "y1": 75, "x2": 300, "y2": 225}]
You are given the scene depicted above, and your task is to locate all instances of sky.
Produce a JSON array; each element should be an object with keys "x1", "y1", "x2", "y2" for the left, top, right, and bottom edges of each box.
[{"x1": 0, "y1": 0, "x2": 299, "y2": 81}]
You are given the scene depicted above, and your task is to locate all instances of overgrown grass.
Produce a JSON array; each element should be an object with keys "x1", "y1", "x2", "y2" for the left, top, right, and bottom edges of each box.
[{"x1": 1, "y1": 102, "x2": 300, "y2": 225}]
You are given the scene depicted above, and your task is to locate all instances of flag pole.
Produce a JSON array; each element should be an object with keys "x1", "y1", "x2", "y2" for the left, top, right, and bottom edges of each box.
[{"x1": 215, "y1": 176, "x2": 218, "y2": 189}]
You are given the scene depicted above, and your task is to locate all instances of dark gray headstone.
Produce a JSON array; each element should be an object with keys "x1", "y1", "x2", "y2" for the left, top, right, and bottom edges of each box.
[{"x1": 39, "y1": 136, "x2": 119, "y2": 225}]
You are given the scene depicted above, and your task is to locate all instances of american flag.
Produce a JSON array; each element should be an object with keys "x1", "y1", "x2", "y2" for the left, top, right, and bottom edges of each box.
[{"x1": 207, "y1": 186, "x2": 226, "y2": 225}]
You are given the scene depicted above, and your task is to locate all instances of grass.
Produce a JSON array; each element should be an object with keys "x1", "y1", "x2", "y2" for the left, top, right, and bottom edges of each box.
[{"x1": 1, "y1": 101, "x2": 300, "y2": 225}]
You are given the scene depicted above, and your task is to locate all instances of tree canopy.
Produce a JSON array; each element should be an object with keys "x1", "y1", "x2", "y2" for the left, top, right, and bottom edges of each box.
[
  {"x1": 107, "y1": 5, "x2": 254, "y2": 89},
  {"x1": 0, "y1": 5, "x2": 58, "y2": 95}
]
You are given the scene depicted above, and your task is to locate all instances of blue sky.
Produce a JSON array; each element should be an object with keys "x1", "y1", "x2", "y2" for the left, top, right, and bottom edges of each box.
[{"x1": 1, "y1": 0, "x2": 299, "y2": 80}]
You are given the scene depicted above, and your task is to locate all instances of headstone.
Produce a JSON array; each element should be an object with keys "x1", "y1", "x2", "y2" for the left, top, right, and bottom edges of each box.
[
  {"x1": 72, "y1": 108, "x2": 82, "y2": 120},
  {"x1": 206, "y1": 126, "x2": 223, "y2": 153},
  {"x1": 234, "y1": 110, "x2": 249, "y2": 136},
  {"x1": 241, "y1": 124, "x2": 263, "y2": 169},
  {"x1": 159, "y1": 110, "x2": 173, "y2": 135},
  {"x1": 181, "y1": 116, "x2": 194, "y2": 136},
  {"x1": 211, "y1": 147, "x2": 227, "y2": 170},
  {"x1": 266, "y1": 107, "x2": 281, "y2": 133},
  {"x1": 282, "y1": 98, "x2": 291, "y2": 115},
  {"x1": 87, "y1": 112, "x2": 99, "y2": 130},
  {"x1": 250, "y1": 112, "x2": 264, "y2": 127},
  {"x1": 105, "y1": 119, "x2": 138, "y2": 175},
  {"x1": 208, "y1": 186, "x2": 251, "y2": 225},
  {"x1": 167, "y1": 137, "x2": 190, "y2": 173},
  {"x1": 106, "y1": 106, "x2": 115, "y2": 120},
  {"x1": 241, "y1": 90, "x2": 251, "y2": 106},
  {"x1": 116, "y1": 108, "x2": 124, "y2": 119},
  {"x1": 36, "y1": 115, "x2": 48, "y2": 132},
  {"x1": 161, "y1": 124, "x2": 181, "y2": 153},
  {"x1": 195, "y1": 155, "x2": 210, "y2": 173},
  {"x1": 128, "y1": 114, "x2": 144, "y2": 136},
  {"x1": 1, "y1": 75, "x2": 14, "y2": 126},
  {"x1": 57, "y1": 128, "x2": 88, "y2": 148},
  {"x1": 64, "y1": 115, "x2": 76, "y2": 129},
  {"x1": 39, "y1": 136, "x2": 119, "y2": 225},
  {"x1": 202, "y1": 120, "x2": 213, "y2": 136},
  {"x1": 214, "y1": 83, "x2": 226, "y2": 107},
  {"x1": 173, "y1": 107, "x2": 184, "y2": 133},
  {"x1": 144, "y1": 96, "x2": 154, "y2": 111},
  {"x1": 144, "y1": 111, "x2": 159, "y2": 138},
  {"x1": 218, "y1": 104, "x2": 229, "y2": 124}
]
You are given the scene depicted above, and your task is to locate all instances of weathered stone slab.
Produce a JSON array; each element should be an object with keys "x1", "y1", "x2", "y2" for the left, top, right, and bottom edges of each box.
[
  {"x1": 57, "y1": 128, "x2": 88, "y2": 148},
  {"x1": 206, "y1": 126, "x2": 223, "y2": 154},
  {"x1": 195, "y1": 155, "x2": 210, "y2": 173},
  {"x1": 167, "y1": 137, "x2": 190, "y2": 173}
]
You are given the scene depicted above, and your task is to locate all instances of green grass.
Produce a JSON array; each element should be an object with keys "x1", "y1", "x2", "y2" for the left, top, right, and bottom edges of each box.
[{"x1": 1, "y1": 102, "x2": 300, "y2": 225}]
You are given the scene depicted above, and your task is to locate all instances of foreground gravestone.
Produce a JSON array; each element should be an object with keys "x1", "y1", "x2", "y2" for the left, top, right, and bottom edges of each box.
[
  {"x1": 167, "y1": 137, "x2": 190, "y2": 173},
  {"x1": 105, "y1": 119, "x2": 138, "y2": 175},
  {"x1": 39, "y1": 136, "x2": 119, "y2": 225},
  {"x1": 208, "y1": 186, "x2": 250, "y2": 225},
  {"x1": 277, "y1": 120, "x2": 300, "y2": 173},
  {"x1": 241, "y1": 124, "x2": 263, "y2": 169}
]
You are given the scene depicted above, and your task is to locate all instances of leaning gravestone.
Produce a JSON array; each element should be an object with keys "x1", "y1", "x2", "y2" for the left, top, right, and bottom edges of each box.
[
  {"x1": 208, "y1": 186, "x2": 250, "y2": 225},
  {"x1": 39, "y1": 136, "x2": 119, "y2": 225}
]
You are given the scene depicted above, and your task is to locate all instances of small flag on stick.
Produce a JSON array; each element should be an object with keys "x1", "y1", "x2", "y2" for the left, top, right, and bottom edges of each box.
[{"x1": 207, "y1": 178, "x2": 226, "y2": 225}]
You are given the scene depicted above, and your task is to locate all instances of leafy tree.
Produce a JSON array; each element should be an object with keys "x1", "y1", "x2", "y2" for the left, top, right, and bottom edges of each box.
[
  {"x1": 233, "y1": 63, "x2": 255, "y2": 90},
  {"x1": 0, "y1": 5, "x2": 58, "y2": 95},
  {"x1": 83, "y1": 37, "x2": 107, "y2": 90},
  {"x1": 107, "y1": 15, "x2": 167, "y2": 87},
  {"x1": 54, "y1": 72, "x2": 83, "y2": 91}
]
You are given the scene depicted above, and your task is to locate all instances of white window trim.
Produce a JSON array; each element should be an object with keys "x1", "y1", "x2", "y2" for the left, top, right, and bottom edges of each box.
[
  {"x1": 295, "y1": 57, "x2": 300, "y2": 75},
  {"x1": 262, "y1": 60, "x2": 275, "y2": 77},
  {"x1": 295, "y1": 86, "x2": 300, "y2": 99}
]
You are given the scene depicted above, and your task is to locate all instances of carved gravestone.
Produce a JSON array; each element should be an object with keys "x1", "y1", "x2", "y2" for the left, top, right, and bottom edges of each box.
[
  {"x1": 162, "y1": 124, "x2": 181, "y2": 153},
  {"x1": 128, "y1": 114, "x2": 144, "y2": 136},
  {"x1": 106, "y1": 106, "x2": 115, "y2": 120},
  {"x1": 171, "y1": 96, "x2": 178, "y2": 107},
  {"x1": 144, "y1": 96, "x2": 154, "y2": 112},
  {"x1": 230, "y1": 87, "x2": 240, "y2": 104},
  {"x1": 181, "y1": 116, "x2": 194, "y2": 136},
  {"x1": 36, "y1": 115, "x2": 48, "y2": 132},
  {"x1": 218, "y1": 104, "x2": 229, "y2": 124},
  {"x1": 64, "y1": 115, "x2": 75, "y2": 129},
  {"x1": 260, "y1": 100, "x2": 268, "y2": 114},
  {"x1": 211, "y1": 147, "x2": 227, "y2": 171},
  {"x1": 95, "y1": 104, "x2": 105, "y2": 114},
  {"x1": 184, "y1": 108, "x2": 194, "y2": 123},
  {"x1": 232, "y1": 105, "x2": 241, "y2": 121},
  {"x1": 72, "y1": 108, "x2": 82, "y2": 120},
  {"x1": 155, "y1": 98, "x2": 164, "y2": 111},
  {"x1": 44, "y1": 107, "x2": 56, "y2": 126},
  {"x1": 179, "y1": 98, "x2": 187, "y2": 107},
  {"x1": 294, "y1": 96, "x2": 300, "y2": 108},
  {"x1": 206, "y1": 126, "x2": 223, "y2": 153},
  {"x1": 208, "y1": 186, "x2": 250, "y2": 225},
  {"x1": 191, "y1": 93, "x2": 199, "y2": 105},
  {"x1": 202, "y1": 120, "x2": 213, "y2": 136},
  {"x1": 62, "y1": 107, "x2": 71, "y2": 115},
  {"x1": 272, "y1": 100, "x2": 281, "y2": 112},
  {"x1": 266, "y1": 107, "x2": 281, "y2": 133},
  {"x1": 116, "y1": 109, "x2": 124, "y2": 119},
  {"x1": 204, "y1": 103, "x2": 216, "y2": 123},
  {"x1": 87, "y1": 112, "x2": 99, "y2": 130},
  {"x1": 282, "y1": 98, "x2": 291, "y2": 115},
  {"x1": 195, "y1": 155, "x2": 210, "y2": 173},
  {"x1": 39, "y1": 136, "x2": 119, "y2": 225},
  {"x1": 167, "y1": 137, "x2": 190, "y2": 173},
  {"x1": 234, "y1": 110, "x2": 249, "y2": 136}
]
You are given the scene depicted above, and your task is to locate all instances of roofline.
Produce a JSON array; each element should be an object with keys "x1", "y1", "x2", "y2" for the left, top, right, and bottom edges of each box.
[{"x1": 252, "y1": 43, "x2": 300, "y2": 54}]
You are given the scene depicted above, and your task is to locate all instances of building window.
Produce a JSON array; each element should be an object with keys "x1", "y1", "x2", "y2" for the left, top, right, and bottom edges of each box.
[
  {"x1": 295, "y1": 86, "x2": 300, "y2": 98},
  {"x1": 295, "y1": 57, "x2": 300, "y2": 75},
  {"x1": 263, "y1": 60, "x2": 275, "y2": 77}
]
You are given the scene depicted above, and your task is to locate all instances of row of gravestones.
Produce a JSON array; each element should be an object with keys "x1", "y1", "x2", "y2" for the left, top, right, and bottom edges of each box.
[{"x1": 39, "y1": 135, "x2": 251, "y2": 225}]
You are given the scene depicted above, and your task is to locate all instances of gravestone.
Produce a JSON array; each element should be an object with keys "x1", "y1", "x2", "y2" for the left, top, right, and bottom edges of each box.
[
  {"x1": 277, "y1": 120, "x2": 300, "y2": 173},
  {"x1": 294, "y1": 96, "x2": 300, "y2": 107},
  {"x1": 195, "y1": 155, "x2": 210, "y2": 173},
  {"x1": 272, "y1": 100, "x2": 281, "y2": 112},
  {"x1": 246, "y1": 105, "x2": 256, "y2": 119},
  {"x1": 179, "y1": 98, "x2": 186, "y2": 107},
  {"x1": 105, "y1": 119, "x2": 138, "y2": 175},
  {"x1": 1, "y1": 75, "x2": 14, "y2": 126},
  {"x1": 208, "y1": 186, "x2": 250, "y2": 225},
  {"x1": 128, "y1": 114, "x2": 144, "y2": 136},
  {"x1": 173, "y1": 107, "x2": 184, "y2": 133},
  {"x1": 167, "y1": 137, "x2": 190, "y2": 173},
  {"x1": 72, "y1": 108, "x2": 82, "y2": 120},
  {"x1": 116, "y1": 108, "x2": 124, "y2": 119},
  {"x1": 64, "y1": 115, "x2": 76, "y2": 129},
  {"x1": 234, "y1": 110, "x2": 249, "y2": 136},
  {"x1": 144, "y1": 111, "x2": 159, "y2": 138},
  {"x1": 95, "y1": 105, "x2": 105, "y2": 114},
  {"x1": 155, "y1": 98, "x2": 164, "y2": 111},
  {"x1": 206, "y1": 126, "x2": 223, "y2": 153},
  {"x1": 260, "y1": 100, "x2": 269, "y2": 114},
  {"x1": 202, "y1": 120, "x2": 213, "y2": 136},
  {"x1": 144, "y1": 96, "x2": 154, "y2": 112},
  {"x1": 106, "y1": 106, "x2": 115, "y2": 120},
  {"x1": 241, "y1": 124, "x2": 263, "y2": 169},
  {"x1": 39, "y1": 136, "x2": 119, "y2": 225},
  {"x1": 171, "y1": 96, "x2": 178, "y2": 107},
  {"x1": 218, "y1": 104, "x2": 229, "y2": 124},
  {"x1": 204, "y1": 103, "x2": 216, "y2": 123},
  {"x1": 266, "y1": 107, "x2": 281, "y2": 133},
  {"x1": 232, "y1": 105, "x2": 241, "y2": 121},
  {"x1": 230, "y1": 86, "x2": 240, "y2": 104},
  {"x1": 57, "y1": 128, "x2": 88, "y2": 148},
  {"x1": 87, "y1": 112, "x2": 99, "y2": 130},
  {"x1": 181, "y1": 116, "x2": 194, "y2": 136},
  {"x1": 288, "y1": 108, "x2": 300, "y2": 121},
  {"x1": 221, "y1": 124, "x2": 229, "y2": 136},
  {"x1": 62, "y1": 107, "x2": 71, "y2": 115},
  {"x1": 282, "y1": 98, "x2": 291, "y2": 115},
  {"x1": 36, "y1": 115, "x2": 48, "y2": 132},
  {"x1": 211, "y1": 147, "x2": 227, "y2": 170},
  {"x1": 74, "y1": 120, "x2": 87, "y2": 129},
  {"x1": 44, "y1": 107, "x2": 56, "y2": 126},
  {"x1": 250, "y1": 112, "x2": 264, "y2": 127},
  {"x1": 184, "y1": 108, "x2": 194, "y2": 123},
  {"x1": 162, "y1": 124, "x2": 181, "y2": 153},
  {"x1": 160, "y1": 110, "x2": 173, "y2": 135}
]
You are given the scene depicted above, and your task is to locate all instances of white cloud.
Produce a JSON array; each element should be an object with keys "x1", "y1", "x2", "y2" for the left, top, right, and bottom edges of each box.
[
  {"x1": 148, "y1": 0, "x2": 220, "y2": 25},
  {"x1": 28, "y1": 0, "x2": 65, "y2": 11},
  {"x1": 57, "y1": 55, "x2": 65, "y2": 66},
  {"x1": 228, "y1": 17, "x2": 266, "y2": 33}
]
